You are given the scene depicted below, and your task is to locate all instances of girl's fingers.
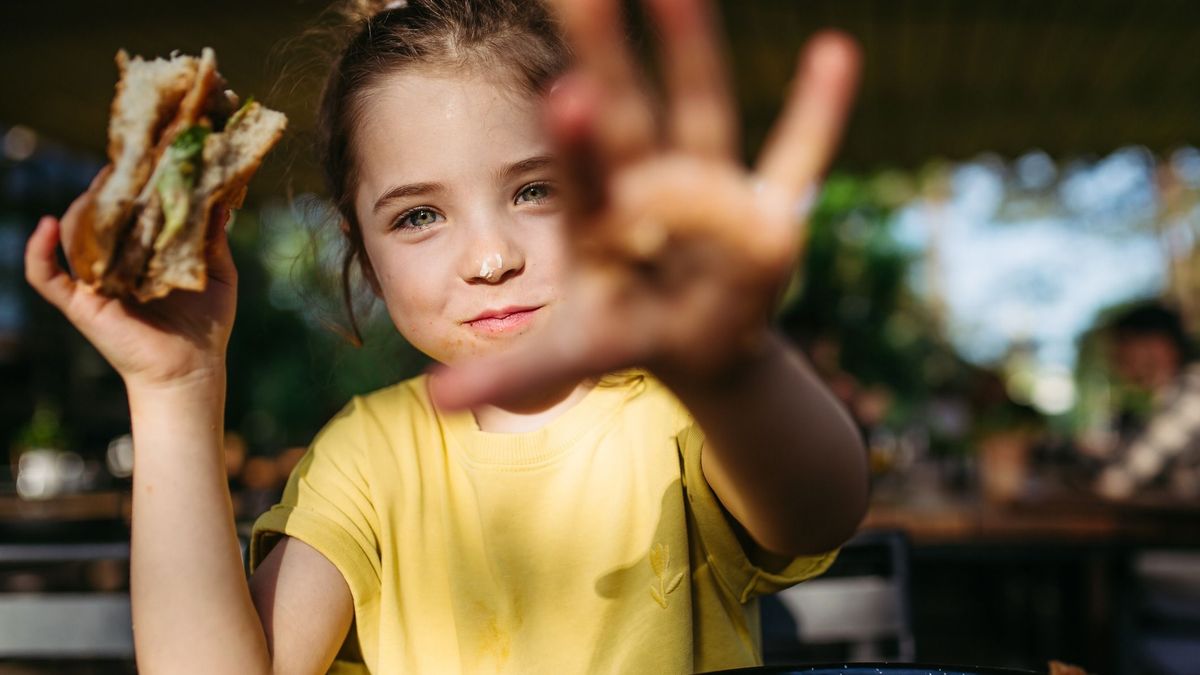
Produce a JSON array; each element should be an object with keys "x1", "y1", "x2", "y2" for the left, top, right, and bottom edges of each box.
[
  {"x1": 754, "y1": 31, "x2": 861, "y2": 196},
  {"x1": 548, "y1": 0, "x2": 656, "y2": 164},
  {"x1": 86, "y1": 164, "x2": 114, "y2": 191},
  {"x1": 609, "y1": 158, "x2": 796, "y2": 273},
  {"x1": 24, "y1": 217, "x2": 78, "y2": 313},
  {"x1": 429, "y1": 285, "x2": 644, "y2": 411},
  {"x1": 547, "y1": 77, "x2": 609, "y2": 219},
  {"x1": 58, "y1": 165, "x2": 113, "y2": 275},
  {"x1": 428, "y1": 327, "x2": 595, "y2": 412},
  {"x1": 644, "y1": 0, "x2": 737, "y2": 158},
  {"x1": 205, "y1": 206, "x2": 238, "y2": 287}
]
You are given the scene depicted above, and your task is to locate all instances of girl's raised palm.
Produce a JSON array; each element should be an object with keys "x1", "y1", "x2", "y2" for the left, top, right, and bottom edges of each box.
[
  {"x1": 431, "y1": 0, "x2": 860, "y2": 409},
  {"x1": 25, "y1": 179, "x2": 238, "y2": 390}
]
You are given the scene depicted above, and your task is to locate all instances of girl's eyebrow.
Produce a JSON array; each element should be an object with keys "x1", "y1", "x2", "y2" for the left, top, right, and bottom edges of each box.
[
  {"x1": 372, "y1": 182, "x2": 445, "y2": 215},
  {"x1": 496, "y1": 154, "x2": 555, "y2": 183}
]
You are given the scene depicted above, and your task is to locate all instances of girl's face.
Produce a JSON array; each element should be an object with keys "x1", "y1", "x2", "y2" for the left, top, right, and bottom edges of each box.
[{"x1": 351, "y1": 69, "x2": 567, "y2": 366}]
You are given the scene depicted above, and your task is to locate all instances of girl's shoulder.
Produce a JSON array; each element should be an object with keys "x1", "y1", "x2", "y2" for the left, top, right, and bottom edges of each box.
[
  {"x1": 600, "y1": 369, "x2": 694, "y2": 433},
  {"x1": 316, "y1": 374, "x2": 437, "y2": 447}
]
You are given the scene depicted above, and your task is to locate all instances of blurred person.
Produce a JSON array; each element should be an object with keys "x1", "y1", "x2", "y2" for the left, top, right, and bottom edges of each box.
[
  {"x1": 1091, "y1": 301, "x2": 1200, "y2": 498},
  {"x1": 237, "y1": 455, "x2": 284, "y2": 521},
  {"x1": 853, "y1": 384, "x2": 893, "y2": 431}
]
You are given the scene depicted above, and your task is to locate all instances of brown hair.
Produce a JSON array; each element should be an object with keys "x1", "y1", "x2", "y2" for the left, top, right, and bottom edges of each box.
[{"x1": 317, "y1": 0, "x2": 570, "y2": 344}]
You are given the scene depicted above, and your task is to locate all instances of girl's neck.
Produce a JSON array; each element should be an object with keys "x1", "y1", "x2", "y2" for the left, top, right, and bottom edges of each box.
[{"x1": 471, "y1": 379, "x2": 594, "y2": 433}]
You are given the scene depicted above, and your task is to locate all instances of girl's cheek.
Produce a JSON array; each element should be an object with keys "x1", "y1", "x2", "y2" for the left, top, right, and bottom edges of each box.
[
  {"x1": 379, "y1": 241, "x2": 451, "y2": 292},
  {"x1": 521, "y1": 212, "x2": 570, "y2": 271}
]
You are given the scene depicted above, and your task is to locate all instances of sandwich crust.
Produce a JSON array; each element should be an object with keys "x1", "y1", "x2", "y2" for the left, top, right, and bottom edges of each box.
[{"x1": 71, "y1": 51, "x2": 199, "y2": 286}]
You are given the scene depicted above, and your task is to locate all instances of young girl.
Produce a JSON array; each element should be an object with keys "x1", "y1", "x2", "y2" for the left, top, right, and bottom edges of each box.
[{"x1": 24, "y1": 0, "x2": 868, "y2": 672}]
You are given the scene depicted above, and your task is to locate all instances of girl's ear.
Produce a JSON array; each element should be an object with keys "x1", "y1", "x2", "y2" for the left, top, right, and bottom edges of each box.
[
  {"x1": 358, "y1": 251, "x2": 384, "y2": 298},
  {"x1": 339, "y1": 218, "x2": 352, "y2": 235}
]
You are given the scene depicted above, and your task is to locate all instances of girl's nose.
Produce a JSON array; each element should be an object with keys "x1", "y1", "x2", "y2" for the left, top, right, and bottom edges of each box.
[{"x1": 458, "y1": 213, "x2": 525, "y2": 284}]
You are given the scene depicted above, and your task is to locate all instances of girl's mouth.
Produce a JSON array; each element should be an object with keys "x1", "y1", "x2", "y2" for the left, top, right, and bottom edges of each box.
[{"x1": 465, "y1": 306, "x2": 542, "y2": 334}]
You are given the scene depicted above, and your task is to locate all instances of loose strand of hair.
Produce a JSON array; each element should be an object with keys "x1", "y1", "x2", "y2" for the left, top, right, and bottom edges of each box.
[{"x1": 340, "y1": 248, "x2": 366, "y2": 349}]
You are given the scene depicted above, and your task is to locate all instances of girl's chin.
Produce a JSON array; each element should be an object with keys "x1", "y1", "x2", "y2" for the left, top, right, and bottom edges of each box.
[{"x1": 428, "y1": 324, "x2": 543, "y2": 365}]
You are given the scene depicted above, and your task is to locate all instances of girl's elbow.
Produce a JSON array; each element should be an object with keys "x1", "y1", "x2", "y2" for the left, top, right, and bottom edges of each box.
[
  {"x1": 779, "y1": 510, "x2": 866, "y2": 557},
  {"x1": 775, "y1": 477, "x2": 869, "y2": 557}
]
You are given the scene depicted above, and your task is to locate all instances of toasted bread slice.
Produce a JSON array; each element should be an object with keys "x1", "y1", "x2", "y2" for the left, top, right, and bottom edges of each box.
[
  {"x1": 72, "y1": 51, "x2": 200, "y2": 285},
  {"x1": 135, "y1": 102, "x2": 287, "y2": 301}
]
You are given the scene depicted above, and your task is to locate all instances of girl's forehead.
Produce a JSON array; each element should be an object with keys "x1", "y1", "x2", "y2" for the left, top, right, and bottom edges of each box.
[
  {"x1": 360, "y1": 68, "x2": 542, "y2": 140},
  {"x1": 352, "y1": 70, "x2": 552, "y2": 210}
]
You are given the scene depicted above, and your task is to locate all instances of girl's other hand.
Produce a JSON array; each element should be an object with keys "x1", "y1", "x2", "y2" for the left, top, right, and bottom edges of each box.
[
  {"x1": 432, "y1": 0, "x2": 860, "y2": 409},
  {"x1": 25, "y1": 173, "x2": 238, "y2": 391}
]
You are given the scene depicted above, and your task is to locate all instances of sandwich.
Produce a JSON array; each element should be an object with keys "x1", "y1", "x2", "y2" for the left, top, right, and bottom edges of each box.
[{"x1": 70, "y1": 48, "x2": 287, "y2": 302}]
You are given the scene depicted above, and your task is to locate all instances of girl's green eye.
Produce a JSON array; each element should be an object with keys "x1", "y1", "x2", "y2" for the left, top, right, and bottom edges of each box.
[
  {"x1": 516, "y1": 182, "x2": 553, "y2": 205},
  {"x1": 394, "y1": 207, "x2": 441, "y2": 231}
]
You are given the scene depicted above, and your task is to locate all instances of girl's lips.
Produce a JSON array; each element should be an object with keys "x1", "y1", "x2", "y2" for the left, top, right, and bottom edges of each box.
[{"x1": 465, "y1": 307, "x2": 541, "y2": 335}]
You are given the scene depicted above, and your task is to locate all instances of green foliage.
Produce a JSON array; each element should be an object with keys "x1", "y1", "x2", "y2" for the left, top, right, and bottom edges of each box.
[
  {"x1": 784, "y1": 172, "x2": 946, "y2": 399},
  {"x1": 223, "y1": 206, "x2": 427, "y2": 453},
  {"x1": 12, "y1": 403, "x2": 70, "y2": 453},
  {"x1": 780, "y1": 171, "x2": 1013, "y2": 455}
]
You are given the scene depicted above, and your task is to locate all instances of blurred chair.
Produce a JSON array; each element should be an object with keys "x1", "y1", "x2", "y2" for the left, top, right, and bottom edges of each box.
[
  {"x1": 762, "y1": 529, "x2": 915, "y2": 663},
  {"x1": 1129, "y1": 549, "x2": 1200, "y2": 675},
  {"x1": 0, "y1": 542, "x2": 132, "y2": 659}
]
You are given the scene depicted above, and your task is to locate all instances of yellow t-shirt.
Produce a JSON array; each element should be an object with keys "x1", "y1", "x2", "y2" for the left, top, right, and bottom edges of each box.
[{"x1": 250, "y1": 372, "x2": 834, "y2": 674}]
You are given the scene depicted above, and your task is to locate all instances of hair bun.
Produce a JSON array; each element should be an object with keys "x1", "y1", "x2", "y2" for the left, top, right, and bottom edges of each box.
[{"x1": 343, "y1": 0, "x2": 409, "y2": 22}]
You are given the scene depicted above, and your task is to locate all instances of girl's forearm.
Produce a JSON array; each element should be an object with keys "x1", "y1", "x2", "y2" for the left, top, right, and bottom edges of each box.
[
  {"x1": 663, "y1": 331, "x2": 869, "y2": 556},
  {"x1": 126, "y1": 372, "x2": 271, "y2": 674}
]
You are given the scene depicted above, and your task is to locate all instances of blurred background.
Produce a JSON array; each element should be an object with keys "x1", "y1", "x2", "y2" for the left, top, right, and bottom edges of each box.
[{"x1": 2, "y1": 0, "x2": 1199, "y2": 673}]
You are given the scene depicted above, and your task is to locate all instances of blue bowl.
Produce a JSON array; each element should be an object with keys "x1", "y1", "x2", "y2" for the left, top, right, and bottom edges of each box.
[{"x1": 712, "y1": 665, "x2": 1040, "y2": 675}]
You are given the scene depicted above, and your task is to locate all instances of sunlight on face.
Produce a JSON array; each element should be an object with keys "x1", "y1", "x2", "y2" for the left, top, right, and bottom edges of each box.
[{"x1": 351, "y1": 69, "x2": 567, "y2": 365}]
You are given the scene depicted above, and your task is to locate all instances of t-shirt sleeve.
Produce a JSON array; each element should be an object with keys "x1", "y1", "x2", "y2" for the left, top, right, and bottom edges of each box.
[
  {"x1": 250, "y1": 398, "x2": 382, "y2": 612},
  {"x1": 677, "y1": 422, "x2": 838, "y2": 604}
]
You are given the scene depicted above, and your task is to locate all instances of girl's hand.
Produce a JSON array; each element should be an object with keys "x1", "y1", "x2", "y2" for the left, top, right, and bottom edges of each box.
[
  {"x1": 431, "y1": 0, "x2": 859, "y2": 409},
  {"x1": 25, "y1": 173, "x2": 238, "y2": 391}
]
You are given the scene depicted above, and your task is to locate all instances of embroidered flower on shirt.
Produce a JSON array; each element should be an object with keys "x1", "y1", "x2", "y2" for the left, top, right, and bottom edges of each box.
[{"x1": 649, "y1": 543, "x2": 684, "y2": 609}]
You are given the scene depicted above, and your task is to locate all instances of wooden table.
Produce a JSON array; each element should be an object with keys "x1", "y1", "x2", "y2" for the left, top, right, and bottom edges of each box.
[
  {"x1": 0, "y1": 491, "x2": 130, "y2": 545},
  {"x1": 0, "y1": 491, "x2": 128, "y2": 523},
  {"x1": 863, "y1": 488, "x2": 1200, "y2": 547},
  {"x1": 860, "y1": 485, "x2": 1200, "y2": 672}
]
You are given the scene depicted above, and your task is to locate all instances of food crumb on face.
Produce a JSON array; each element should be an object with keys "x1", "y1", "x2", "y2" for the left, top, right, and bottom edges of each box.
[{"x1": 479, "y1": 253, "x2": 503, "y2": 281}]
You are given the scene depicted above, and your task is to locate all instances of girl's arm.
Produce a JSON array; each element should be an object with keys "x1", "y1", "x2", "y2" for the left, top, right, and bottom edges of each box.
[
  {"x1": 25, "y1": 194, "x2": 351, "y2": 673},
  {"x1": 249, "y1": 537, "x2": 354, "y2": 673},
  {"x1": 662, "y1": 331, "x2": 867, "y2": 556},
  {"x1": 129, "y1": 376, "x2": 353, "y2": 674},
  {"x1": 125, "y1": 374, "x2": 272, "y2": 671}
]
